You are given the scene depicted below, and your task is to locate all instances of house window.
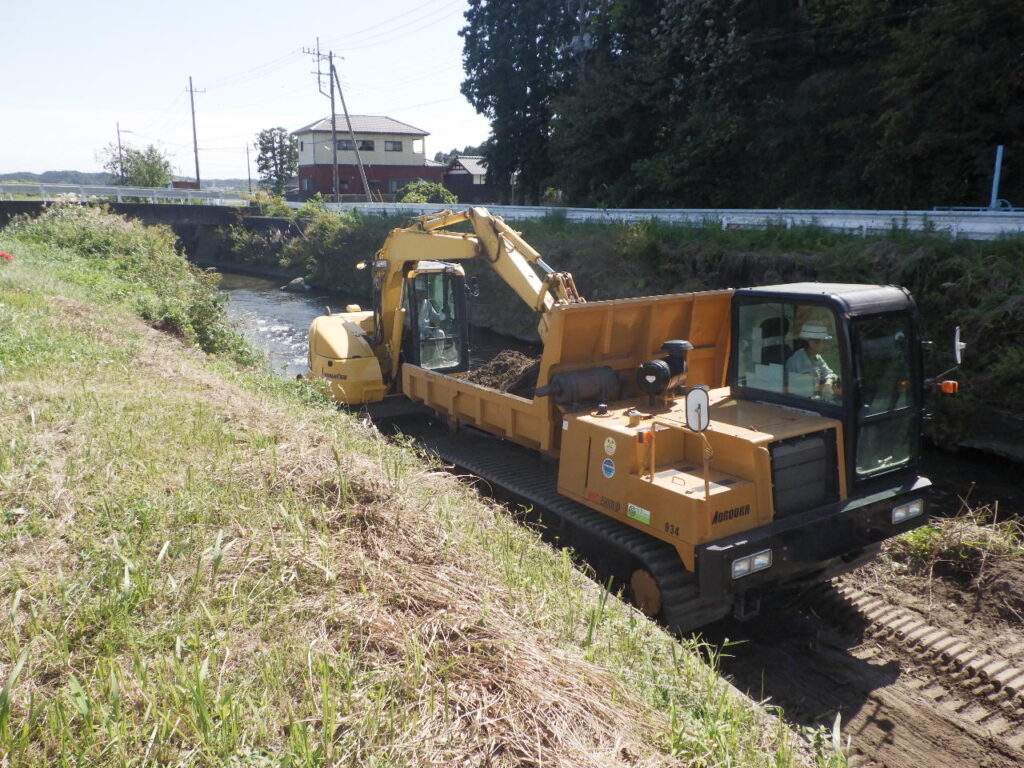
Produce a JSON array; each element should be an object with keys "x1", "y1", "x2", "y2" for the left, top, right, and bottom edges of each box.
[
  {"x1": 300, "y1": 141, "x2": 305, "y2": 151},
  {"x1": 301, "y1": 178, "x2": 313, "y2": 191},
  {"x1": 473, "y1": 175, "x2": 485, "y2": 185},
  {"x1": 336, "y1": 139, "x2": 374, "y2": 151},
  {"x1": 385, "y1": 140, "x2": 402, "y2": 152}
]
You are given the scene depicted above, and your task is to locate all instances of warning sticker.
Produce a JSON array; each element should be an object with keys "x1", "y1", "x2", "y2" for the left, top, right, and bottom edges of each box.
[
  {"x1": 601, "y1": 458, "x2": 615, "y2": 479},
  {"x1": 604, "y1": 437, "x2": 617, "y2": 456},
  {"x1": 627, "y1": 503, "x2": 651, "y2": 525}
]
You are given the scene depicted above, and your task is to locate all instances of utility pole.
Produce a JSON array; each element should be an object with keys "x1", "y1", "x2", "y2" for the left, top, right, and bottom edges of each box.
[
  {"x1": 188, "y1": 76, "x2": 204, "y2": 188},
  {"x1": 989, "y1": 145, "x2": 1005, "y2": 209},
  {"x1": 331, "y1": 60, "x2": 371, "y2": 202},
  {"x1": 245, "y1": 144, "x2": 253, "y2": 195},
  {"x1": 327, "y1": 53, "x2": 340, "y2": 201},
  {"x1": 116, "y1": 122, "x2": 126, "y2": 184},
  {"x1": 303, "y1": 41, "x2": 339, "y2": 200}
]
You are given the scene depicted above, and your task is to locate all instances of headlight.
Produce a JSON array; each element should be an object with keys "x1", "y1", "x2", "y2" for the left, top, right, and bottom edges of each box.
[
  {"x1": 731, "y1": 548, "x2": 772, "y2": 579},
  {"x1": 731, "y1": 558, "x2": 752, "y2": 579},
  {"x1": 892, "y1": 499, "x2": 925, "y2": 525}
]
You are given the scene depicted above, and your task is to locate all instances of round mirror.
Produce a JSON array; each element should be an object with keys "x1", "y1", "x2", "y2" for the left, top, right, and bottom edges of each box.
[{"x1": 685, "y1": 387, "x2": 710, "y2": 433}]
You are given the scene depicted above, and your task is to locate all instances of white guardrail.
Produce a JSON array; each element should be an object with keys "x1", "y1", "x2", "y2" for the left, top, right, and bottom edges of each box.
[
  {"x1": 311, "y1": 202, "x2": 1024, "y2": 241},
  {"x1": 4, "y1": 182, "x2": 1023, "y2": 240},
  {"x1": 0, "y1": 181, "x2": 247, "y2": 206}
]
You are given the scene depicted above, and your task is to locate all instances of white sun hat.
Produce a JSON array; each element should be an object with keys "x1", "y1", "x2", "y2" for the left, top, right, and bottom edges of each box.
[{"x1": 798, "y1": 322, "x2": 833, "y2": 340}]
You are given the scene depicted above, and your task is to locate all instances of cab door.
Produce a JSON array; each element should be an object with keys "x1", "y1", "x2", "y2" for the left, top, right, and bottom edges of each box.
[{"x1": 401, "y1": 269, "x2": 470, "y2": 373}]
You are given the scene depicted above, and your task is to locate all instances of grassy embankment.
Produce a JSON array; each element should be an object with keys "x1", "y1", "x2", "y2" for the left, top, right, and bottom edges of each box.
[{"x1": 0, "y1": 204, "x2": 841, "y2": 766}]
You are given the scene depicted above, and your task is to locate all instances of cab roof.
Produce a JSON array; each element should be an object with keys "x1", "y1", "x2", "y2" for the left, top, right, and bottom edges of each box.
[{"x1": 734, "y1": 283, "x2": 915, "y2": 317}]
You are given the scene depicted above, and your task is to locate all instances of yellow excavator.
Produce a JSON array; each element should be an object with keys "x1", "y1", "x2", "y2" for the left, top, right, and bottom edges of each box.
[{"x1": 309, "y1": 207, "x2": 948, "y2": 630}]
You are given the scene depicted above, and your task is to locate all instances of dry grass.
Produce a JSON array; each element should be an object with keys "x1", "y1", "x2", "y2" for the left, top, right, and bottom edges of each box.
[{"x1": 0, "y1": 233, "x2": 821, "y2": 767}]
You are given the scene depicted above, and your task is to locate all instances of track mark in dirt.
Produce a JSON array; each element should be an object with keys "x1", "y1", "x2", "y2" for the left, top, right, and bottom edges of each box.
[{"x1": 711, "y1": 602, "x2": 1024, "y2": 768}]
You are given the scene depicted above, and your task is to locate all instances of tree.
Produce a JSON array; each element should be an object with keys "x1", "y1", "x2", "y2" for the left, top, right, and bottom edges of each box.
[
  {"x1": 460, "y1": 0, "x2": 575, "y2": 203},
  {"x1": 433, "y1": 144, "x2": 485, "y2": 165},
  {"x1": 394, "y1": 179, "x2": 457, "y2": 204},
  {"x1": 100, "y1": 143, "x2": 173, "y2": 187},
  {"x1": 255, "y1": 127, "x2": 298, "y2": 196}
]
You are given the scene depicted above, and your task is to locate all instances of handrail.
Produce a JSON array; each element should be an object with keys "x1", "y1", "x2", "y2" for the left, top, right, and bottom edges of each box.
[
  {"x1": 0, "y1": 181, "x2": 247, "y2": 206},
  {"x1": 3, "y1": 182, "x2": 1022, "y2": 240}
]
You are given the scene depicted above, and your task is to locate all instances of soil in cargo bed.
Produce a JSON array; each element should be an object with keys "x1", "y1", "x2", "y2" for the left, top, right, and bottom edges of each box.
[{"x1": 465, "y1": 350, "x2": 540, "y2": 397}]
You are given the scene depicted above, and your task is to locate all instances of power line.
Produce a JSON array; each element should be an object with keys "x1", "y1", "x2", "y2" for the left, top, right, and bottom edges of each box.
[
  {"x1": 206, "y1": 83, "x2": 311, "y2": 113},
  {"x1": 339, "y1": 7, "x2": 465, "y2": 53},
  {"x1": 388, "y1": 96, "x2": 465, "y2": 112},
  {"x1": 203, "y1": 50, "x2": 304, "y2": 89},
  {"x1": 319, "y1": 0, "x2": 462, "y2": 47}
]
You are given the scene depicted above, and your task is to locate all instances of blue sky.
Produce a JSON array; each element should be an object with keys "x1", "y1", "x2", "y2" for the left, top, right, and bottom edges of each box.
[{"x1": 1, "y1": 0, "x2": 491, "y2": 180}]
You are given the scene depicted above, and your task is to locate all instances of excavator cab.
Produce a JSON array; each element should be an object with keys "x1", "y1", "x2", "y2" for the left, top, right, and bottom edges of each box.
[{"x1": 399, "y1": 262, "x2": 470, "y2": 374}]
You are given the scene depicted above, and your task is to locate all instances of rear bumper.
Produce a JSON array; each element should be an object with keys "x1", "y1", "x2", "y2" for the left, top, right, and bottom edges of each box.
[{"x1": 696, "y1": 476, "x2": 931, "y2": 601}]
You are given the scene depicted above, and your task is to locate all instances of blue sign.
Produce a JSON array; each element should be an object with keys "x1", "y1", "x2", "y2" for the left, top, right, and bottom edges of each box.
[{"x1": 601, "y1": 458, "x2": 615, "y2": 479}]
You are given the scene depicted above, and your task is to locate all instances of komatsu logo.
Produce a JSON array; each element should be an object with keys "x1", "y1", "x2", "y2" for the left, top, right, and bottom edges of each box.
[{"x1": 712, "y1": 504, "x2": 751, "y2": 524}]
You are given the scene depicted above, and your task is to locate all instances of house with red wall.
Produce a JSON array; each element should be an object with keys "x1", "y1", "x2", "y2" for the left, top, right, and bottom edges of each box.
[{"x1": 293, "y1": 115, "x2": 444, "y2": 200}]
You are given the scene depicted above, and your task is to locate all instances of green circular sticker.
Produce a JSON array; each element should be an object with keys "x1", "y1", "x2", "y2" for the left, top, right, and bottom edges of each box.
[{"x1": 604, "y1": 437, "x2": 617, "y2": 456}]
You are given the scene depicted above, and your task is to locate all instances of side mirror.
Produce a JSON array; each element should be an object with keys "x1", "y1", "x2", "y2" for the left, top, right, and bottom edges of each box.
[
  {"x1": 930, "y1": 326, "x2": 965, "y2": 395},
  {"x1": 954, "y1": 326, "x2": 966, "y2": 366}
]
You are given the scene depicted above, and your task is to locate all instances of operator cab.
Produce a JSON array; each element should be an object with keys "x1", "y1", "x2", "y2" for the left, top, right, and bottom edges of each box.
[
  {"x1": 730, "y1": 283, "x2": 922, "y2": 491},
  {"x1": 400, "y1": 261, "x2": 470, "y2": 374}
]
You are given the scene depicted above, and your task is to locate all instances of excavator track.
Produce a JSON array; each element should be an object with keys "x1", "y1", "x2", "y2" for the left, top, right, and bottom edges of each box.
[{"x1": 386, "y1": 414, "x2": 729, "y2": 632}]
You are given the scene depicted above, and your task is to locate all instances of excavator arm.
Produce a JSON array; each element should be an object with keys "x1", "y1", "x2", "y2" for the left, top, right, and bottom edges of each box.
[{"x1": 371, "y1": 207, "x2": 583, "y2": 382}]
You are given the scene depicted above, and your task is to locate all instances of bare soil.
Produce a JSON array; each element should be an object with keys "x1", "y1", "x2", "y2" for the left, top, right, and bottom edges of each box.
[
  {"x1": 465, "y1": 349, "x2": 540, "y2": 396},
  {"x1": 713, "y1": 609, "x2": 1024, "y2": 768},
  {"x1": 844, "y1": 552, "x2": 1024, "y2": 668}
]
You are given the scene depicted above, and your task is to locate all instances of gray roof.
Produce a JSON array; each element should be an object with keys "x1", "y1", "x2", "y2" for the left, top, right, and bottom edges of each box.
[
  {"x1": 451, "y1": 155, "x2": 487, "y2": 175},
  {"x1": 293, "y1": 115, "x2": 429, "y2": 136}
]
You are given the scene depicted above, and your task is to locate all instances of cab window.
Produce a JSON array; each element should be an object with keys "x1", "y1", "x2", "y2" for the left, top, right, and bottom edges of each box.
[
  {"x1": 852, "y1": 313, "x2": 916, "y2": 477},
  {"x1": 736, "y1": 302, "x2": 843, "y2": 403},
  {"x1": 407, "y1": 272, "x2": 462, "y2": 371}
]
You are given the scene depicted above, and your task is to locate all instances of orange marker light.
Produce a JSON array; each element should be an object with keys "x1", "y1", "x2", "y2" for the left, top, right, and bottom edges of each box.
[{"x1": 939, "y1": 380, "x2": 959, "y2": 394}]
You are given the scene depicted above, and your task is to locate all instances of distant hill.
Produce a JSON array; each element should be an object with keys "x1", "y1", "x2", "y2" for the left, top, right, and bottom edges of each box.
[
  {"x1": 0, "y1": 171, "x2": 252, "y2": 192},
  {"x1": 1, "y1": 170, "x2": 112, "y2": 185}
]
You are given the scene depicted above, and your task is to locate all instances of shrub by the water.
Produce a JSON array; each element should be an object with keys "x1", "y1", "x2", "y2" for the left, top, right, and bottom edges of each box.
[{"x1": 6, "y1": 198, "x2": 255, "y2": 364}]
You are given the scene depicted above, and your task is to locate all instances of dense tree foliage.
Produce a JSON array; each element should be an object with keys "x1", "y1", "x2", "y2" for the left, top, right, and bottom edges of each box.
[
  {"x1": 460, "y1": 0, "x2": 576, "y2": 203},
  {"x1": 255, "y1": 127, "x2": 299, "y2": 196},
  {"x1": 461, "y1": 0, "x2": 1024, "y2": 209},
  {"x1": 394, "y1": 179, "x2": 457, "y2": 204},
  {"x1": 433, "y1": 145, "x2": 485, "y2": 165},
  {"x1": 100, "y1": 143, "x2": 173, "y2": 188}
]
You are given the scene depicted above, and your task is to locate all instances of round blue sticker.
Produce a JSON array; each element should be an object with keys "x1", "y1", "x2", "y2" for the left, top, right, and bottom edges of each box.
[{"x1": 601, "y1": 458, "x2": 615, "y2": 479}]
